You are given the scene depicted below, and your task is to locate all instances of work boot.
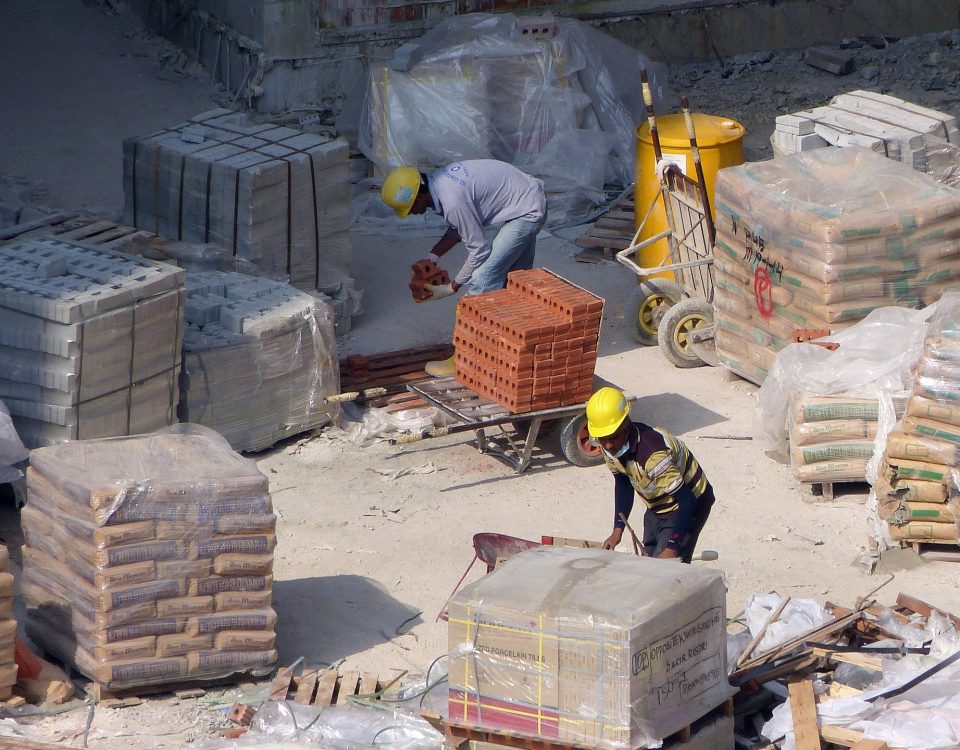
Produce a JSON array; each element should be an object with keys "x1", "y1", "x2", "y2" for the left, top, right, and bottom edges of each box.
[{"x1": 425, "y1": 355, "x2": 456, "y2": 378}]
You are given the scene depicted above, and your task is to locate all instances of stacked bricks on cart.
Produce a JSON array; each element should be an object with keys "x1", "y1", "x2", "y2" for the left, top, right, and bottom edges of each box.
[
  {"x1": 712, "y1": 147, "x2": 960, "y2": 384},
  {"x1": 789, "y1": 396, "x2": 881, "y2": 484},
  {"x1": 179, "y1": 271, "x2": 338, "y2": 452},
  {"x1": 447, "y1": 546, "x2": 735, "y2": 749},
  {"x1": 0, "y1": 237, "x2": 184, "y2": 448},
  {"x1": 409, "y1": 259, "x2": 451, "y2": 303},
  {"x1": 771, "y1": 91, "x2": 959, "y2": 179},
  {"x1": 454, "y1": 269, "x2": 602, "y2": 413},
  {"x1": 0, "y1": 547, "x2": 16, "y2": 702},
  {"x1": 877, "y1": 292, "x2": 960, "y2": 545},
  {"x1": 21, "y1": 430, "x2": 278, "y2": 695},
  {"x1": 122, "y1": 108, "x2": 352, "y2": 294}
]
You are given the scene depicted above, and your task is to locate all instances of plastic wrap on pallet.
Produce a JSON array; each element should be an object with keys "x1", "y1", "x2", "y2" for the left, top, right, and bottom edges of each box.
[
  {"x1": 754, "y1": 303, "x2": 933, "y2": 461},
  {"x1": 871, "y1": 291, "x2": 960, "y2": 545},
  {"x1": 0, "y1": 399, "x2": 28, "y2": 485},
  {"x1": 21, "y1": 425, "x2": 279, "y2": 692},
  {"x1": 713, "y1": 147, "x2": 960, "y2": 385},
  {"x1": 446, "y1": 546, "x2": 735, "y2": 750},
  {"x1": 356, "y1": 13, "x2": 667, "y2": 227},
  {"x1": 179, "y1": 272, "x2": 339, "y2": 453}
]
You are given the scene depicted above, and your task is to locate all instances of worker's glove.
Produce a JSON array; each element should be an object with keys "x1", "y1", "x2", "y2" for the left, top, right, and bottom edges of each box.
[
  {"x1": 426, "y1": 283, "x2": 456, "y2": 301},
  {"x1": 422, "y1": 253, "x2": 442, "y2": 264},
  {"x1": 655, "y1": 158, "x2": 675, "y2": 183}
]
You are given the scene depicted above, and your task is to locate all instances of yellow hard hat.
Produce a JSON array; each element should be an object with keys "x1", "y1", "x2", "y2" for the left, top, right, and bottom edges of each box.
[
  {"x1": 381, "y1": 166, "x2": 422, "y2": 218},
  {"x1": 586, "y1": 387, "x2": 630, "y2": 438}
]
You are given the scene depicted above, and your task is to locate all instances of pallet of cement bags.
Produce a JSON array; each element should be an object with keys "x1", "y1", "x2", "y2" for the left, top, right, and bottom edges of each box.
[
  {"x1": 876, "y1": 291, "x2": 960, "y2": 547},
  {"x1": 713, "y1": 148, "x2": 960, "y2": 384},
  {"x1": 0, "y1": 237, "x2": 184, "y2": 448},
  {"x1": 122, "y1": 109, "x2": 352, "y2": 293},
  {"x1": 179, "y1": 271, "x2": 339, "y2": 452},
  {"x1": 21, "y1": 426, "x2": 279, "y2": 697}
]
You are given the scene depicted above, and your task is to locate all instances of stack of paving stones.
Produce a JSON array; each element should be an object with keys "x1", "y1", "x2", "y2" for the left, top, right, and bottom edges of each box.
[
  {"x1": 0, "y1": 237, "x2": 185, "y2": 448},
  {"x1": 122, "y1": 108, "x2": 352, "y2": 294},
  {"x1": 179, "y1": 271, "x2": 338, "y2": 453},
  {"x1": 454, "y1": 269, "x2": 602, "y2": 413},
  {"x1": 771, "y1": 91, "x2": 960, "y2": 179},
  {"x1": 0, "y1": 546, "x2": 16, "y2": 702},
  {"x1": 877, "y1": 293, "x2": 960, "y2": 544},
  {"x1": 712, "y1": 148, "x2": 960, "y2": 384},
  {"x1": 21, "y1": 430, "x2": 278, "y2": 695},
  {"x1": 409, "y1": 259, "x2": 451, "y2": 303}
]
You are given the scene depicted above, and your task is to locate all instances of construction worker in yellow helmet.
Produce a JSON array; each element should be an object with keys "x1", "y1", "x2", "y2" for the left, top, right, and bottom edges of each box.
[
  {"x1": 586, "y1": 387, "x2": 716, "y2": 563},
  {"x1": 381, "y1": 160, "x2": 547, "y2": 377}
]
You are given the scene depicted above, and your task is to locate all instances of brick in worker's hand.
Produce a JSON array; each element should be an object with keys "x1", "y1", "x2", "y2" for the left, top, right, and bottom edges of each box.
[{"x1": 409, "y1": 259, "x2": 451, "y2": 303}]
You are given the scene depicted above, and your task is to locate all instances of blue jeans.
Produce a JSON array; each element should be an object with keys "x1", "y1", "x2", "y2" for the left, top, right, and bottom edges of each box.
[{"x1": 467, "y1": 214, "x2": 546, "y2": 295}]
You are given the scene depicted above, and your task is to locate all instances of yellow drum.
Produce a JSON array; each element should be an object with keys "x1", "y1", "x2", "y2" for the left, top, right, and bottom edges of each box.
[{"x1": 634, "y1": 114, "x2": 745, "y2": 278}]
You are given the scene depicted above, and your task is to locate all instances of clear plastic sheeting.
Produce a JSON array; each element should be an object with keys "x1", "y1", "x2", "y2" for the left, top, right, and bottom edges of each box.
[
  {"x1": 333, "y1": 402, "x2": 453, "y2": 447},
  {"x1": 754, "y1": 303, "x2": 937, "y2": 459},
  {"x1": 744, "y1": 594, "x2": 832, "y2": 656},
  {"x1": 713, "y1": 148, "x2": 960, "y2": 385},
  {"x1": 0, "y1": 399, "x2": 27, "y2": 485},
  {"x1": 447, "y1": 546, "x2": 734, "y2": 750},
  {"x1": 357, "y1": 13, "x2": 667, "y2": 227},
  {"x1": 21, "y1": 425, "x2": 278, "y2": 692},
  {"x1": 180, "y1": 272, "x2": 339, "y2": 453}
]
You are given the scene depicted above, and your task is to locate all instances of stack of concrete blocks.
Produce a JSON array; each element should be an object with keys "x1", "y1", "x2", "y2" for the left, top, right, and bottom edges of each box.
[
  {"x1": 712, "y1": 148, "x2": 960, "y2": 385},
  {"x1": 0, "y1": 547, "x2": 16, "y2": 702},
  {"x1": 877, "y1": 293, "x2": 960, "y2": 544},
  {"x1": 447, "y1": 546, "x2": 734, "y2": 749},
  {"x1": 21, "y1": 430, "x2": 279, "y2": 694},
  {"x1": 0, "y1": 237, "x2": 184, "y2": 448},
  {"x1": 179, "y1": 271, "x2": 339, "y2": 453},
  {"x1": 454, "y1": 269, "x2": 602, "y2": 413},
  {"x1": 771, "y1": 91, "x2": 960, "y2": 181},
  {"x1": 788, "y1": 395, "x2": 880, "y2": 484},
  {"x1": 121, "y1": 109, "x2": 355, "y2": 304}
]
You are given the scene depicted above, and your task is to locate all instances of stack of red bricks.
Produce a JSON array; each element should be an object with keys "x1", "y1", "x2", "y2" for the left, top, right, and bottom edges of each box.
[
  {"x1": 454, "y1": 269, "x2": 603, "y2": 413},
  {"x1": 409, "y1": 259, "x2": 451, "y2": 303}
]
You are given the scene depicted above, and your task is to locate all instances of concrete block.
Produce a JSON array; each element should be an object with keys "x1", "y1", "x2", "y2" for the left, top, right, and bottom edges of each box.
[{"x1": 804, "y1": 48, "x2": 855, "y2": 75}]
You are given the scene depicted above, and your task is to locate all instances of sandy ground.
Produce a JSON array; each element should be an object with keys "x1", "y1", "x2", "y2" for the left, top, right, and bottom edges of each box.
[{"x1": 2, "y1": 2, "x2": 960, "y2": 748}]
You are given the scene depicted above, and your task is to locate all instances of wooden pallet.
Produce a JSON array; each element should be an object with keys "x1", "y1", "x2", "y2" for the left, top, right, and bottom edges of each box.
[
  {"x1": 339, "y1": 344, "x2": 455, "y2": 409},
  {"x1": 88, "y1": 674, "x2": 252, "y2": 702},
  {"x1": 277, "y1": 668, "x2": 401, "y2": 706},
  {"x1": 806, "y1": 480, "x2": 870, "y2": 502},
  {"x1": 0, "y1": 212, "x2": 161, "y2": 255},
  {"x1": 425, "y1": 698, "x2": 733, "y2": 750},
  {"x1": 574, "y1": 190, "x2": 636, "y2": 261}
]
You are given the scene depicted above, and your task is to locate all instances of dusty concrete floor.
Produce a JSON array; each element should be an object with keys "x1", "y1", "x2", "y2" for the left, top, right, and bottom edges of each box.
[{"x1": 2, "y1": 2, "x2": 960, "y2": 748}]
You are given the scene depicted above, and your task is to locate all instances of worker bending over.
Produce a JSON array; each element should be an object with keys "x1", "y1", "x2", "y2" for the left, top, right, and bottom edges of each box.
[
  {"x1": 586, "y1": 387, "x2": 715, "y2": 563},
  {"x1": 381, "y1": 160, "x2": 547, "y2": 375}
]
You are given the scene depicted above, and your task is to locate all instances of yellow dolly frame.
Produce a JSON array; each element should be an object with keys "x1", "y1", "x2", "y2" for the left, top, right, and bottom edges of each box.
[{"x1": 618, "y1": 72, "x2": 718, "y2": 368}]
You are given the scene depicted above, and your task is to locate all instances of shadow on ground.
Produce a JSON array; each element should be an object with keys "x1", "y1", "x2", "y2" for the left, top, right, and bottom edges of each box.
[
  {"x1": 631, "y1": 392, "x2": 728, "y2": 435},
  {"x1": 273, "y1": 575, "x2": 423, "y2": 668}
]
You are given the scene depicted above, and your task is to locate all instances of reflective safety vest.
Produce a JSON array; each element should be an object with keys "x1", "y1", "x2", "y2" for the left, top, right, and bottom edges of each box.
[{"x1": 603, "y1": 424, "x2": 709, "y2": 514}]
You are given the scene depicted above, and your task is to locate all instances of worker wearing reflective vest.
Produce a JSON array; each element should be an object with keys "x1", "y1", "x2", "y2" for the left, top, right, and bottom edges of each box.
[{"x1": 586, "y1": 387, "x2": 715, "y2": 563}]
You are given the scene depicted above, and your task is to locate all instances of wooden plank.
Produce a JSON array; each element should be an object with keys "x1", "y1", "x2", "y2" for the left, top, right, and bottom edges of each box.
[
  {"x1": 0, "y1": 211, "x2": 77, "y2": 241},
  {"x1": 359, "y1": 672, "x2": 379, "y2": 697},
  {"x1": 58, "y1": 220, "x2": 118, "y2": 241},
  {"x1": 574, "y1": 235, "x2": 631, "y2": 250},
  {"x1": 810, "y1": 647, "x2": 883, "y2": 671},
  {"x1": 788, "y1": 679, "x2": 822, "y2": 750},
  {"x1": 270, "y1": 664, "x2": 297, "y2": 701},
  {"x1": 336, "y1": 671, "x2": 360, "y2": 705},
  {"x1": 821, "y1": 725, "x2": 867, "y2": 747},
  {"x1": 896, "y1": 592, "x2": 960, "y2": 629},
  {"x1": 850, "y1": 740, "x2": 888, "y2": 750},
  {"x1": 312, "y1": 669, "x2": 338, "y2": 706},
  {"x1": 295, "y1": 669, "x2": 319, "y2": 704}
]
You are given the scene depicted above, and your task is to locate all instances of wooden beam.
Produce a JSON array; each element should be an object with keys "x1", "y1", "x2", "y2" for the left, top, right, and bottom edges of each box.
[
  {"x1": 820, "y1": 725, "x2": 866, "y2": 747},
  {"x1": 788, "y1": 679, "x2": 822, "y2": 750},
  {"x1": 850, "y1": 740, "x2": 888, "y2": 750},
  {"x1": 810, "y1": 648, "x2": 883, "y2": 671},
  {"x1": 896, "y1": 592, "x2": 960, "y2": 629}
]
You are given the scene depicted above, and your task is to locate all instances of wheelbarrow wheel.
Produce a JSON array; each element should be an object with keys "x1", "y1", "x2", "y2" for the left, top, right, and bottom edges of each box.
[
  {"x1": 626, "y1": 280, "x2": 683, "y2": 346},
  {"x1": 658, "y1": 297, "x2": 713, "y2": 368},
  {"x1": 558, "y1": 413, "x2": 603, "y2": 468}
]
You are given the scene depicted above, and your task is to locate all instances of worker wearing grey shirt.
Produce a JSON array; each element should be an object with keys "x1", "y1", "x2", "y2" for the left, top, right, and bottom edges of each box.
[{"x1": 382, "y1": 160, "x2": 547, "y2": 296}]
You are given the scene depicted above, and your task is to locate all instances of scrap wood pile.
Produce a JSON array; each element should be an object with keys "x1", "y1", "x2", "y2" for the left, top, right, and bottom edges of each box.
[{"x1": 729, "y1": 589, "x2": 960, "y2": 750}]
